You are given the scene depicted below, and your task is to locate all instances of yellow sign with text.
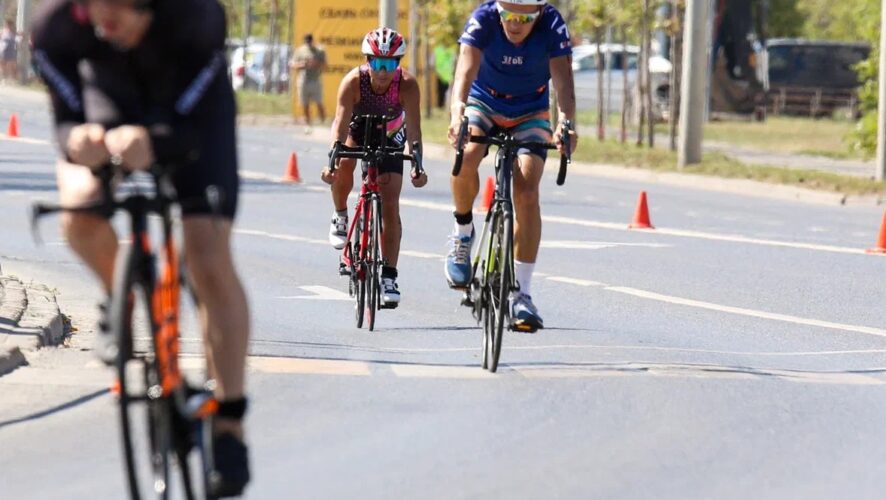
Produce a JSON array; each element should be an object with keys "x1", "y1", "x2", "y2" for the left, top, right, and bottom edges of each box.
[{"x1": 292, "y1": 0, "x2": 412, "y2": 121}]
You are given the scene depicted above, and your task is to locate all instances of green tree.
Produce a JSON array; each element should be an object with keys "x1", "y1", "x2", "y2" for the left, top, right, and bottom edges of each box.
[{"x1": 766, "y1": 0, "x2": 803, "y2": 38}]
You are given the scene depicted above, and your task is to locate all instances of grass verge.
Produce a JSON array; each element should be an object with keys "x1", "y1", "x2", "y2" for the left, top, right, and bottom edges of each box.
[
  {"x1": 236, "y1": 90, "x2": 292, "y2": 115},
  {"x1": 420, "y1": 109, "x2": 886, "y2": 196}
]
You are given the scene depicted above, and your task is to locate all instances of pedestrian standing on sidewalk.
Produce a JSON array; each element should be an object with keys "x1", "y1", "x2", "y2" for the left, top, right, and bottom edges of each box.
[{"x1": 290, "y1": 33, "x2": 327, "y2": 129}]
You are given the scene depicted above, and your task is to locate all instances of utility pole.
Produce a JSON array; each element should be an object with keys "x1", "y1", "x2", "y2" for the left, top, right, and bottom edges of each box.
[
  {"x1": 876, "y1": 0, "x2": 886, "y2": 181},
  {"x1": 15, "y1": 0, "x2": 31, "y2": 83},
  {"x1": 678, "y1": 0, "x2": 710, "y2": 167},
  {"x1": 380, "y1": 0, "x2": 397, "y2": 30}
]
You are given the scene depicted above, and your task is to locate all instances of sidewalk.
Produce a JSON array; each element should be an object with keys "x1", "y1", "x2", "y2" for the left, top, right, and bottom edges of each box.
[{"x1": 0, "y1": 273, "x2": 67, "y2": 376}]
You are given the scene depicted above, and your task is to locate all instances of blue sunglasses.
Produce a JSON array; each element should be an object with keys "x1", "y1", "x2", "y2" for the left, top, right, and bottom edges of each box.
[{"x1": 368, "y1": 57, "x2": 400, "y2": 72}]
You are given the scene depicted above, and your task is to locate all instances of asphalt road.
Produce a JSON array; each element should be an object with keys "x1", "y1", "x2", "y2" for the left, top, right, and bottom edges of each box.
[{"x1": 1, "y1": 86, "x2": 885, "y2": 499}]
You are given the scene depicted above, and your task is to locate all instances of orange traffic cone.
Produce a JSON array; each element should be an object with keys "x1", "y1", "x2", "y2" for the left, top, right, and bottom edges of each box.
[
  {"x1": 6, "y1": 114, "x2": 19, "y2": 138},
  {"x1": 282, "y1": 152, "x2": 301, "y2": 183},
  {"x1": 867, "y1": 210, "x2": 886, "y2": 254},
  {"x1": 479, "y1": 176, "x2": 495, "y2": 212},
  {"x1": 628, "y1": 191, "x2": 654, "y2": 229}
]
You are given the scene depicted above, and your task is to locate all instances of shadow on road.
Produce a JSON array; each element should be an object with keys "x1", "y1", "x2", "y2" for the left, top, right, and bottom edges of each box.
[{"x1": 0, "y1": 388, "x2": 109, "y2": 431}]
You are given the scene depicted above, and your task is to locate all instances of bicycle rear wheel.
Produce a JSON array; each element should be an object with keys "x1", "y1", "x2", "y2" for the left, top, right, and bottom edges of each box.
[
  {"x1": 367, "y1": 197, "x2": 382, "y2": 331},
  {"x1": 486, "y1": 209, "x2": 512, "y2": 373},
  {"x1": 112, "y1": 242, "x2": 174, "y2": 500}
]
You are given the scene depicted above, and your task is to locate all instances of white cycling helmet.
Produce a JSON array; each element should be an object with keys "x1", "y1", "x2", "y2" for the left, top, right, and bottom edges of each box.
[
  {"x1": 361, "y1": 28, "x2": 407, "y2": 58},
  {"x1": 498, "y1": 0, "x2": 547, "y2": 4}
]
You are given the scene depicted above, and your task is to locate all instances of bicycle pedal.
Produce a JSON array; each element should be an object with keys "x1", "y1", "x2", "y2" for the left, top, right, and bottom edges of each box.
[
  {"x1": 460, "y1": 295, "x2": 474, "y2": 308},
  {"x1": 511, "y1": 323, "x2": 538, "y2": 334}
]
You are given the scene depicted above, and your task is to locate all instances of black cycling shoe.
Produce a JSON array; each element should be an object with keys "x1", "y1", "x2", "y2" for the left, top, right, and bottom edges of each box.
[{"x1": 208, "y1": 432, "x2": 250, "y2": 498}]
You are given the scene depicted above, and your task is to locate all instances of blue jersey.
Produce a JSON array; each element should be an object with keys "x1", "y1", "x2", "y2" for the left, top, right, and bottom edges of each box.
[{"x1": 458, "y1": 1, "x2": 572, "y2": 116}]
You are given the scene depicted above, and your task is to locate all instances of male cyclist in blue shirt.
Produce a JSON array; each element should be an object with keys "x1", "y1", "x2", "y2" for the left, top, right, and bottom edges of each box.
[{"x1": 445, "y1": 0, "x2": 578, "y2": 333}]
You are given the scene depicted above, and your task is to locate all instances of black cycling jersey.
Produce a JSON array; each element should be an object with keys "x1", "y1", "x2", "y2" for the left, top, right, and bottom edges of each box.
[{"x1": 31, "y1": 0, "x2": 239, "y2": 217}]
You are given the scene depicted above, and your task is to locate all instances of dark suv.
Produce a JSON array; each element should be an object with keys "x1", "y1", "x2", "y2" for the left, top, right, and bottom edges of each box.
[{"x1": 766, "y1": 39, "x2": 870, "y2": 117}]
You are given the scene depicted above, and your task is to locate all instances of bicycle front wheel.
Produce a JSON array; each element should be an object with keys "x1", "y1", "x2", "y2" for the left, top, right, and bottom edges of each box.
[
  {"x1": 111, "y1": 242, "x2": 173, "y2": 500},
  {"x1": 486, "y1": 209, "x2": 513, "y2": 373},
  {"x1": 367, "y1": 196, "x2": 382, "y2": 331}
]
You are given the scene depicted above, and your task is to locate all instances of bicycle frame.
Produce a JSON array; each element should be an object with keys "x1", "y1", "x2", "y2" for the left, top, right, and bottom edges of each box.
[
  {"x1": 31, "y1": 167, "x2": 221, "y2": 499},
  {"x1": 340, "y1": 160, "x2": 383, "y2": 281},
  {"x1": 328, "y1": 114, "x2": 419, "y2": 329},
  {"x1": 474, "y1": 145, "x2": 518, "y2": 294}
]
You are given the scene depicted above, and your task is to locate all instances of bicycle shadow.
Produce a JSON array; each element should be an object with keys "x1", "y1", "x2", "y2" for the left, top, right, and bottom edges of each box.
[{"x1": 0, "y1": 388, "x2": 109, "y2": 431}]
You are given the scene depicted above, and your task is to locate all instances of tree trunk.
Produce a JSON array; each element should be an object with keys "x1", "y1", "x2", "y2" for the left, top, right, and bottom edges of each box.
[
  {"x1": 644, "y1": 0, "x2": 654, "y2": 148},
  {"x1": 636, "y1": 10, "x2": 646, "y2": 147},
  {"x1": 669, "y1": 3, "x2": 683, "y2": 152},
  {"x1": 620, "y1": 24, "x2": 628, "y2": 144},
  {"x1": 595, "y1": 27, "x2": 605, "y2": 141}
]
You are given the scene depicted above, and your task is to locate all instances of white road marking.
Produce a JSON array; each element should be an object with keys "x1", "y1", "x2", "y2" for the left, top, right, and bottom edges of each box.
[
  {"x1": 235, "y1": 228, "x2": 327, "y2": 246},
  {"x1": 607, "y1": 286, "x2": 886, "y2": 338},
  {"x1": 546, "y1": 276, "x2": 608, "y2": 287},
  {"x1": 237, "y1": 227, "x2": 883, "y2": 338},
  {"x1": 0, "y1": 134, "x2": 51, "y2": 146},
  {"x1": 276, "y1": 285, "x2": 351, "y2": 301},
  {"x1": 244, "y1": 170, "x2": 870, "y2": 255},
  {"x1": 542, "y1": 214, "x2": 869, "y2": 255},
  {"x1": 541, "y1": 240, "x2": 670, "y2": 250},
  {"x1": 400, "y1": 250, "x2": 444, "y2": 260}
]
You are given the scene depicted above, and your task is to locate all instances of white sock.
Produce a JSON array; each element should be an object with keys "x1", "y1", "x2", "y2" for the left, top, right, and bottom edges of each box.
[
  {"x1": 335, "y1": 209, "x2": 348, "y2": 220},
  {"x1": 515, "y1": 260, "x2": 535, "y2": 297},
  {"x1": 454, "y1": 222, "x2": 473, "y2": 238}
]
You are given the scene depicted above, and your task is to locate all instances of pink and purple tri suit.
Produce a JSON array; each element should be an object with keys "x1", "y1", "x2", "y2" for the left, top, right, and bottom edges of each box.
[{"x1": 348, "y1": 63, "x2": 407, "y2": 174}]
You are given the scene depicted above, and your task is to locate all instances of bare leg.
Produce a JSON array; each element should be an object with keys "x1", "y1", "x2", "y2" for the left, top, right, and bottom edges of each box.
[
  {"x1": 183, "y1": 217, "x2": 250, "y2": 437},
  {"x1": 511, "y1": 153, "x2": 545, "y2": 263},
  {"x1": 450, "y1": 127, "x2": 487, "y2": 215},
  {"x1": 378, "y1": 172, "x2": 403, "y2": 267},
  {"x1": 56, "y1": 160, "x2": 118, "y2": 292}
]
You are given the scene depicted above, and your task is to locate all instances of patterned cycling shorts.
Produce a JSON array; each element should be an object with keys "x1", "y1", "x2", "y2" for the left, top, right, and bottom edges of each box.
[{"x1": 465, "y1": 97, "x2": 553, "y2": 161}]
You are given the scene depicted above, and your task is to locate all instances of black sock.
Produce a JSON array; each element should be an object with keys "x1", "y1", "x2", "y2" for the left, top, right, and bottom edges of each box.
[
  {"x1": 454, "y1": 211, "x2": 473, "y2": 225},
  {"x1": 382, "y1": 266, "x2": 397, "y2": 279}
]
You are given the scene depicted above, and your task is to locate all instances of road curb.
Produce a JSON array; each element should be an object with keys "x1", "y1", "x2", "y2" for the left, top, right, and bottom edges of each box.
[{"x1": 0, "y1": 275, "x2": 66, "y2": 377}]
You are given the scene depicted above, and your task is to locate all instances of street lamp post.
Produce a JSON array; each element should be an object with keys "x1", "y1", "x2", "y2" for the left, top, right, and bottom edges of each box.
[
  {"x1": 875, "y1": 0, "x2": 886, "y2": 181},
  {"x1": 380, "y1": 0, "x2": 397, "y2": 30}
]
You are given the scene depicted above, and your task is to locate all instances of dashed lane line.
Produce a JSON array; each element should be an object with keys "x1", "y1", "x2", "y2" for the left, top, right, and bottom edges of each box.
[
  {"x1": 547, "y1": 276, "x2": 886, "y2": 339},
  {"x1": 235, "y1": 227, "x2": 884, "y2": 339},
  {"x1": 241, "y1": 172, "x2": 871, "y2": 257}
]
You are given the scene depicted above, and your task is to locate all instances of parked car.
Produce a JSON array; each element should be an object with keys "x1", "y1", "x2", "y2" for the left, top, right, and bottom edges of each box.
[
  {"x1": 571, "y1": 43, "x2": 671, "y2": 119},
  {"x1": 764, "y1": 39, "x2": 870, "y2": 117},
  {"x1": 230, "y1": 43, "x2": 291, "y2": 93}
]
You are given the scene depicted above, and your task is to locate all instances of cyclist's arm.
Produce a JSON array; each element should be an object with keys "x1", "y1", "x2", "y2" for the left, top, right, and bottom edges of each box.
[
  {"x1": 30, "y1": 2, "x2": 87, "y2": 159},
  {"x1": 399, "y1": 72, "x2": 422, "y2": 155},
  {"x1": 449, "y1": 44, "x2": 481, "y2": 118},
  {"x1": 549, "y1": 54, "x2": 577, "y2": 125},
  {"x1": 330, "y1": 68, "x2": 360, "y2": 146}
]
